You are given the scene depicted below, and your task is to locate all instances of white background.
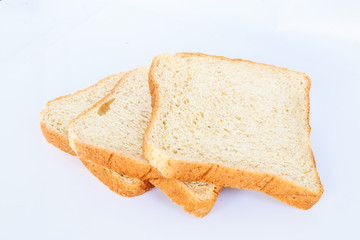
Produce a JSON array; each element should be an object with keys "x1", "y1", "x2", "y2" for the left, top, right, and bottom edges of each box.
[{"x1": 1, "y1": 0, "x2": 359, "y2": 239}]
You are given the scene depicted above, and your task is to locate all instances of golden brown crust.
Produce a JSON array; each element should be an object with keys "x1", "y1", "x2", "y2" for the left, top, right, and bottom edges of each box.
[
  {"x1": 150, "y1": 179, "x2": 221, "y2": 218},
  {"x1": 71, "y1": 138, "x2": 162, "y2": 180},
  {"x1": 144, "y1": 52, "x2": 324, "y2": 210},
  {"x1": 71, "y1": 137, "x2": 221, "y2": 217},
  {"x1": 146, "y1": 157, "x2": 322, "y2": 209},
  {"x1": 82, "y1": 160, "x2": 153, "y2": 197},
  {"x1": 40, "y1": 123, "x2": 153, "y2": 197},
  {"x1": 40, "y1": 122, "x2": 76, "y2": 155}
]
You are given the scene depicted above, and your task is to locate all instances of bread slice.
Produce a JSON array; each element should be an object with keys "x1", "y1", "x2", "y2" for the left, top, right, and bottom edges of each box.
[
  {"x1": 40, "y1": 73, "x2": 153, "y2": 197},
  {"x1": 144, "y1": 53, "x2": 324, "y2": 209},
  {"x1": 68, "y1": 66, "x2": 221, "y2": 217}
]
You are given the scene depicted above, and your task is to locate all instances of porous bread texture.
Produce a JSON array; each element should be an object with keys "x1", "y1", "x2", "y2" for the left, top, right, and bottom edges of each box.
[
  {"x1": 82, "y1": 160, "x2": 153, "y2": 197},
  {"x1": 68, "y1": 68, "x2": 151, "y2": 163},
  {"x1": 40, "y1": 73, "x2": 153, "y2": 197},
  {"x1": 40, "y1": 73, "x2": 122, "y2": 155},
  {"x1": 68, "y1": 66, "x2": 221, "y2": 217},
  {"x1": 144, "y1": 53, "x2": 323, "y2": 209}
]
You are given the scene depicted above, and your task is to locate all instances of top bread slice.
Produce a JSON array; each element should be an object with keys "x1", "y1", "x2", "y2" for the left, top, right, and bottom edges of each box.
[
  {"x1": 68, "y1": 66, "x2": 221, "y2": 217},
  {"x1": 40, "y1": 73, "x2": 153, "y2": 197},
  {"x1": 144, "y1": 53, "x2": 324, "y2": 209}
]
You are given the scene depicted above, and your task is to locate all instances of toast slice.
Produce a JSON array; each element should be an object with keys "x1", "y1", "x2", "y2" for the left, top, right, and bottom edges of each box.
[
  {"x1": 40, "y1": 73, "x2": 153, "y2": 197},
  {"x1": 68, "y1": 66, "x2": 221, "y2": 217},
  {"x1": 144, "y1": 53, "x2": 324, "y2": 209}
]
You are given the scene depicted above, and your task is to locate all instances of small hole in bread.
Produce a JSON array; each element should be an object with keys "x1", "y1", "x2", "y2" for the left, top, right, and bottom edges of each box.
[{"x1": 97, "y1": 99, "x2": 115, "y2": 116}]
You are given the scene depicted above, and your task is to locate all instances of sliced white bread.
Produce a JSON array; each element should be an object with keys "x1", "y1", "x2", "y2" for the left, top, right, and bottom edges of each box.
[
  {"x1": 144, "y1": 53, "x2": 324, "y2": 209},
  {"x1": 68, "y1": 66, "x2": 221, "y2": 217},
  {"x1": 40, "y1": 73, "x2": 153, "y2": 197}
]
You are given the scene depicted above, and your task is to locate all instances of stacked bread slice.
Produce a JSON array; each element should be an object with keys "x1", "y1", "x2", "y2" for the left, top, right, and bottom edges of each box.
[
  {"x1": 40, "y1": 68, "x2": 220, "y2": 217},
  {"x1": 41, "y1": 52, "x2": 323, "y2": 217}
]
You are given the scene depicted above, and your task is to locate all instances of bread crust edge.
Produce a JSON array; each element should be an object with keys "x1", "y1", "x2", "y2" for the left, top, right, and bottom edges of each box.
[
  {"x1": 150, "y1": 179, "x2": 221, "y2": 218},
  {"x1": 40, "y1": 122, "x2": 77, "y2": 155},
  {"x1": 69, "y1": 137, "x2": 162, "y2": 180},
  {"x1": 82, "y1": 160, "x2": 153, "y2": 197},
  {"x1": 70, "y1": 136, "x2": 221, "y2": 217},
  {"x1": 40, "y1": 120, "x2": 152, "y2": 197}
]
